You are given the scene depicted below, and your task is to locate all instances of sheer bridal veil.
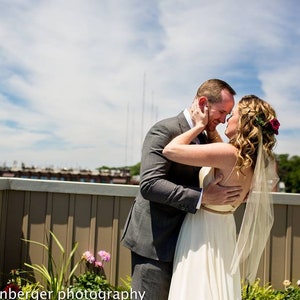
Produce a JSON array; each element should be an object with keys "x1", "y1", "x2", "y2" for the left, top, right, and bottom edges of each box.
[{"x1": 230, "y1": 137, "x2": 279, "y2": 283}]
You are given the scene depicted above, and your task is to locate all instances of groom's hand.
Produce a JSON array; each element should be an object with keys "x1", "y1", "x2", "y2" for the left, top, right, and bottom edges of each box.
[{"x1": 201, "y1": 174, "x2": 242, "y2": 205}]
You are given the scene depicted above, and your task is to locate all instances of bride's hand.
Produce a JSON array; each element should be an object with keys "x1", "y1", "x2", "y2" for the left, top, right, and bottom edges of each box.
[{"x1": 191, "y1": 101, "x2": 208, "y2": 128}]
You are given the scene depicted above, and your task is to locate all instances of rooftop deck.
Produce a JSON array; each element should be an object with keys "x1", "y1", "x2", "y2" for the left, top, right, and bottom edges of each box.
[{"x1": 0, "y1": 177, "x2": 299, "y2": 289}]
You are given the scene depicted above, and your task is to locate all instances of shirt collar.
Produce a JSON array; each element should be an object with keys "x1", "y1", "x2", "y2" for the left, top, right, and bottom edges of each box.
[{"x1": 183, "y1": 108, "x2": 194, "y2": 129}]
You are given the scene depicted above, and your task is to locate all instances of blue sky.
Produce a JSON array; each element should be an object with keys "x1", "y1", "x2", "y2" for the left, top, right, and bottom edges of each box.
[{"x1": 0, "y1": 0, "x2": 299, "y2": 170}]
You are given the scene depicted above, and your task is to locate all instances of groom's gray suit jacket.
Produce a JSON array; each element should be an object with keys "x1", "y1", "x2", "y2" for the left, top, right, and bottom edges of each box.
[{"x1": 122, "y1": 111, "x2": 206, "y2": 262}]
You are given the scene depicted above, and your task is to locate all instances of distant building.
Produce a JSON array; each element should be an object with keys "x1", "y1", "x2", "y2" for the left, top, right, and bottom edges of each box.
[{"x1": 0, "y1": 165, "x2": 135, "y2": 184}]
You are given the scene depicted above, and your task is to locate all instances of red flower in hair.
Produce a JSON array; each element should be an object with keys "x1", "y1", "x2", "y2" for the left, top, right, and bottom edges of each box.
[{"x1": 269, "y1": 118, "x2": 280, "y2": 135}]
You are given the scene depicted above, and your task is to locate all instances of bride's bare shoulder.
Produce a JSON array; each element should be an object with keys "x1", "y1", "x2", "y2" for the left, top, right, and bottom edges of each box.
[
  {"x1": 210, "y1": 143, "x2": 238, "y2": 165},
  {"x1": 210, "y1": 142, "x2": 237, "y2": 154}
]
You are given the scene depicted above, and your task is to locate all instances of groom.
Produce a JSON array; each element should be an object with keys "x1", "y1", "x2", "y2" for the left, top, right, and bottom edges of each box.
[{"x1": 122, "y1": 79, "x2": 241, "y2": 300}]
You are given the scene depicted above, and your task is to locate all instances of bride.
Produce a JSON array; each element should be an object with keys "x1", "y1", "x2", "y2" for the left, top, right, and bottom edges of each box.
[{"x1": 163, "y1": 95, "x2": 280, "y2": 300}]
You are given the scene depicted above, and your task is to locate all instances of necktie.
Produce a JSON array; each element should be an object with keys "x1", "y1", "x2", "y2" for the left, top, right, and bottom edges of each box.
[{"x1": 197, "y1": 132, "x2": 208, "y2": 144}]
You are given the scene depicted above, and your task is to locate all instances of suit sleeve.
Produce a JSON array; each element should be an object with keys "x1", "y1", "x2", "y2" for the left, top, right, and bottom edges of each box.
[{"x1": 139, "y1": 118, "x2": 201, "y2": 214}]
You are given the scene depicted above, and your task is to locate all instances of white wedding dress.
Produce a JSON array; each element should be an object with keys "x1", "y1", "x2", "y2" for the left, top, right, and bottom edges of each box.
[{"x1": 168, "y1": 167, "x2": 241, "y2": 300}]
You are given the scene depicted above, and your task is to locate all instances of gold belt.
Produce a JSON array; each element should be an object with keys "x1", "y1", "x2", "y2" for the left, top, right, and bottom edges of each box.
[{"x1": 201, "y1": 205, "x2": 234, "y2": 215}]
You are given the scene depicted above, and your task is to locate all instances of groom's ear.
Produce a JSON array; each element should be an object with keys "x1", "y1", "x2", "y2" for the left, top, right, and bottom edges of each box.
[{"x1": 198, "y1": 96, "x2": 208, "y2": 110}]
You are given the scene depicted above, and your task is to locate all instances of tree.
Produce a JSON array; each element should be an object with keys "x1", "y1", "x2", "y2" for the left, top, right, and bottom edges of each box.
[
  {"x1": 276, "y1": 154, "x2": 300, "y2": 193},
  {"x1": 129, "y1": 162, "x2": 141, "y2": 176}
]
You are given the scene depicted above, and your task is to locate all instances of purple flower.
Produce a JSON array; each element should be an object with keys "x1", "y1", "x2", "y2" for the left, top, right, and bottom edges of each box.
[
  {"x1": 82, "y1": 251, "x2": 95, "y2": 264},
  {"x1": 98, "y1": 250, "x2": 111, "y2": 262}
]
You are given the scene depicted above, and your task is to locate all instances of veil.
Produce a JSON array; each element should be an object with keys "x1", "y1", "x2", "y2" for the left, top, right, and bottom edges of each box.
[{"x1": 230, "y1": 136, "x2": 279, "y2": 283}]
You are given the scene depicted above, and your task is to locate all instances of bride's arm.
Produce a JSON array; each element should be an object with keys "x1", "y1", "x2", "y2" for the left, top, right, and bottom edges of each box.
[
  {"x1": 163, "y1": 139, "x2": 236, "y2": 169},
  {"x1": 166, "y1": 122, "x2": 206, "y2": 145}
]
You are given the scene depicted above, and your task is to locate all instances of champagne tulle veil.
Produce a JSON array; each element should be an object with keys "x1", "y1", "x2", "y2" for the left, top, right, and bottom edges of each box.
[{"x1": 230, "y1": 136, "x2": 279, "y2": 283}]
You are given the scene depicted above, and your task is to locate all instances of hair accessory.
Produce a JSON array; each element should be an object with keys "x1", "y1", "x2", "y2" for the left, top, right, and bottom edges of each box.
[{"x1": 254, "y1": 116, "x2": 280, "y2": 135}]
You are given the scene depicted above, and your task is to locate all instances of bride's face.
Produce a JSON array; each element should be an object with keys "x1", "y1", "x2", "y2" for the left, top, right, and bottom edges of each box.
[{"x1": 225, "y1": 106, "x2": 239, "y2": 138}]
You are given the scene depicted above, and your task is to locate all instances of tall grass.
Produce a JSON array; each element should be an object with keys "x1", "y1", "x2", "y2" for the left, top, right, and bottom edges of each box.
[{"x1": 23, "y1": 231, "x2": 80, "y2": 300}]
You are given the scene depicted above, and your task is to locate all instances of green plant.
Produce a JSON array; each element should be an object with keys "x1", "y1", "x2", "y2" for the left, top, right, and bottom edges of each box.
[
  {"x1": 274, "y1": 280, "x2": 300, "y2": 300},
  {"x1": 70, "y1": 271, "x2": 113, "y2": 292},
  {"x1": 70, "y1": 272, "x2": 132, "y2": 300},
  {"x1": 70, "y1": 249, "x2": 113, "y2": 299},
  {"x1": 119, "y1": 275, "x2": 131, "y2": 292},
  {"x1": 2, "y1": 243, "x2": 132, "y2": 300},
  {"x1": 242, "y1": 279, "x2": 300, "y2": 300},
  {"x1": 23, "y1": 231, "x2": 80, "y2": 300},
  {"x1": 242, "y1": 279, "x2": 278, "y2": 299},
  {"x1": 69, "y1": 250, "x2": 131, "y2": 300},
  {"x1": 18, "y1": 282, "x2": 42, "y2": 300},
  {"x1": 114, "y1": 276, "x2": 132, "y2": 300},
  {"x1": 1, "y1": 269, "x2": 41, "y2": 300}
]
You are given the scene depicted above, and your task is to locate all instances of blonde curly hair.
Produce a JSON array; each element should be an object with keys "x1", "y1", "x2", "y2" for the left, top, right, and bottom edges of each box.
[{"x1": 229, "y1": 95, "x2": 278, "y2": 171}]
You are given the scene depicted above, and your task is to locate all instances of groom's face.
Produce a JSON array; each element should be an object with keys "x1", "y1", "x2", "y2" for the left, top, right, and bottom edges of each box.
[{"x1": 206, "y1": 89, "x2": 234, "y2": 131}]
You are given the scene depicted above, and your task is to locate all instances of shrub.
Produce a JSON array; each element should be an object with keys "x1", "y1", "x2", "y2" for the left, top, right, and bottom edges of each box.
[
  {"x1": 242, "y1": 279, "x2": 300, "y2": 300},
  {"x1": 1, "y1": 269, "x2": 41, "y2": 300},
  {"x1": 69, "y1": 249, "x2": 130, "y2": 299}
]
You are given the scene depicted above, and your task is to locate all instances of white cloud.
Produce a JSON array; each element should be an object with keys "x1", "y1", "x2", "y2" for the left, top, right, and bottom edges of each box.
[{"x1": 0, "y1": 0, "x2": 299, "y2": 169}]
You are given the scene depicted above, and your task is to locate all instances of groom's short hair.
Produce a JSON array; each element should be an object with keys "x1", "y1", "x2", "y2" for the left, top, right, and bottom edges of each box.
[{"x1": 196, "y1": 79, "x2": 236, "y2": 104}]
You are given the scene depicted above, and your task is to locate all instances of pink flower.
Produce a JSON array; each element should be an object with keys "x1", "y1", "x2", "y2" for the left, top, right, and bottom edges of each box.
[
  {"x1": 98, "y1": 250, "x2": 111, "y2": 262},
  {"x1": 82, "y1": 251, "x2": 95, "y2": 264},
  {"x1": 94, "y1": 261, "x2": 103, "y2": 268}
]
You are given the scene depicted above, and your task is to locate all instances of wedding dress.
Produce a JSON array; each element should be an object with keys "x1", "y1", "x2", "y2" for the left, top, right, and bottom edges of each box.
[
  {"x1": 168, "y1": 159, "x2": 278, "y2": 299},
  {"x1": 168, "y1": 138, "x2": 278, "y2": 300},
  {"x1": 168, "y1": 167, "x2": 242, "y2": 300}
]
